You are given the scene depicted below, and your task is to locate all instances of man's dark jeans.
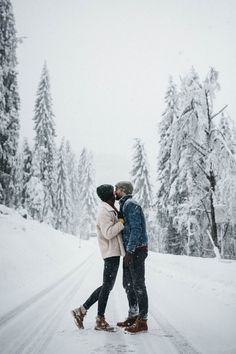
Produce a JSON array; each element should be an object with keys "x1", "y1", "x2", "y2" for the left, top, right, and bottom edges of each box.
[
  {"x1": 123, "y1": 249, "x2": 148, "y2": 319},
  {"x1": 83, "y1": 256, "x2": 120, "y2": 317}
]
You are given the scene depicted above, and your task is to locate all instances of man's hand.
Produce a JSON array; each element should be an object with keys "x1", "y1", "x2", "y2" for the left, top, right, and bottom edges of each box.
[{"x1": 124, "y1": 252, "x2": 133, "y2": 266}]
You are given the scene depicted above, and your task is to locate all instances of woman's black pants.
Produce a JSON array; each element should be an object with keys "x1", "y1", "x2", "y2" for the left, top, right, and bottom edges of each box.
[{"x1": 83, "y1": 256, "x2": 120, "y2": 317}]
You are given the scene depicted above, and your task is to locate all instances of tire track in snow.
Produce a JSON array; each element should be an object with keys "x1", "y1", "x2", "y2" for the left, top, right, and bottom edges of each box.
[
  {"x1": 147, "y1": 262, "x2": 201, "y2": 354},
  {"x1": 149, "y1": 309, "x2": 201, "y2": 354},
  {"x1": 0, "y1": 251, "x2": 96, "y2": 329},
  {"x1": 16, "y1": 261, "x2": 94, "y2": 354},
  {"x1": 0, "y1": 252, "x2": 96, "y2": 354}
]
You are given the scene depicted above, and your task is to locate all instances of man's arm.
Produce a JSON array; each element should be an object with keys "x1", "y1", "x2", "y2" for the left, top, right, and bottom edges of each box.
[{"x1": 125, "y1": 202, "x2": 142, "y2": 253}]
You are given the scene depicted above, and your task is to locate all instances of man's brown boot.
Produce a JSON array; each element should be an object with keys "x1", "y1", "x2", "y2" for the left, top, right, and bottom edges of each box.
[
  {"x1": 117, "y1": 316, "x2": 138, "y2": 327},
  {"x1": 124, "y1": 318, "x2": 148, "y2": 334}
]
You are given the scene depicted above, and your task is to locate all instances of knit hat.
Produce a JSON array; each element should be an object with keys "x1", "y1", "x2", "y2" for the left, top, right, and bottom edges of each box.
[
  {"x1": 115, "y1": 181, "x2": 133, "y2": 195},
  {"x1": 96, "y1": 184, "x2": 114, "y2": 202}
]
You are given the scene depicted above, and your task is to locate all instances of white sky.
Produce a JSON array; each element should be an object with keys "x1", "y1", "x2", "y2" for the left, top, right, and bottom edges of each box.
[{"x1": 12, "y1": 0, "x2": 236, "y2": 185}]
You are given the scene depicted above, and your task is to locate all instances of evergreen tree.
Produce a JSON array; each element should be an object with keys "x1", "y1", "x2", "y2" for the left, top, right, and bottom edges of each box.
[
  {"x1": 12, "y1": 149, "x2": 23, "y2": 208},
  {"x1": 131, "y1": 138, "x2": 153, "y2": 211},
  {"x1": 55, "y1": 138, "x2": 71, "y2": 233},
  {"x1": 168, "y1": 68, "x2": 204, "y2": 255},
  {"x1": 76, "y1": 147, "x2": 88, "y2": 229},
  {"x1": 21, "y1": 138, "x2": 32, "y2": 208},
  {"x1": 182, "y1": 68, "x2": 222, "y2": 254},
  {"x1": 214, "y1": 114, "x2": 236, "y2": 257},
  {"x1": 158, "y1": 67, "x2": 236, "y2": 258},
  {"x1": 65, "y1": 140, "x2": 79, "y2": 235},
  {"x1": 25, "y1": 149, "x2": 44, "y2": 221},
  {"x1": 33, "y1": 62, "x2": 56, "y2": 225},
  {"x1": 156, "y1": 77, "x2": 179, "y2": 253},
  {"x1": 131, "y1": 138, "x2": 157, "y2": 250},
  {"x1": 78, "y1": 148, "x2": 87, "y2": 187},
  {"x1": 78, "y1": 149, "x2": 98, "y2": 239},
  {"x1": 0, "y1": 0, "x2": 20, "y2": 206}
]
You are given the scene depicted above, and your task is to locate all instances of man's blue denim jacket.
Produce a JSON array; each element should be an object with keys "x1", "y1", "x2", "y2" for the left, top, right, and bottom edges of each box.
[{"x1": 119, "y1": 195, "x2": 148, "y2": 253}]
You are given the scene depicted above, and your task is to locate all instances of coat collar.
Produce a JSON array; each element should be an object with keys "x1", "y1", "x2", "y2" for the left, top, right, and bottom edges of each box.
[
  {"x1": 119, "y1": 194, "x2": 132, "y2": 207},
  {"x1": 101, "y1": 201, "x2": 117, "y2": 212}
]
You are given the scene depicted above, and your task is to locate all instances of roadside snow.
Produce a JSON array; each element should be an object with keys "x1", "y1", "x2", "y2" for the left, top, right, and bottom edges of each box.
[
  {"x1": 147, "y1": 253, "x2": 236, "y2": 353},
  {"x1": 0, "y1": 205, "x2": 97, "y2": 315}
]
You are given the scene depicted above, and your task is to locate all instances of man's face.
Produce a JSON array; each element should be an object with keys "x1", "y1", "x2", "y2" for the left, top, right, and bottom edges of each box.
[{"x1": 115, "y1": 186, "x2": 124, "y2": 200}]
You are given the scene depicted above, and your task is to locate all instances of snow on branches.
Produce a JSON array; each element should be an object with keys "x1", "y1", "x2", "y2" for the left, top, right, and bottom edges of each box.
[{"x1": 157, "y1": 68, "x2": 236, "y2": 258}]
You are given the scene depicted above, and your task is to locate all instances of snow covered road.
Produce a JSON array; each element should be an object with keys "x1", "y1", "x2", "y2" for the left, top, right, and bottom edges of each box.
[
  {"x1": 0, "y1": 251, "x2": 201, "y2": 354},
  {"x1": 1, "y1": 207, "x2": 236, "y2": 354}
]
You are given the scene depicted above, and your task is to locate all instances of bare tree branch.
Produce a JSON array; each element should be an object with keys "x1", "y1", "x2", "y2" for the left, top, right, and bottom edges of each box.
[
  {"x1": 180, "y1": 99, "x2": 194, "y2": 117},
  {"x1": 222, "y1": 223, "x2": 229, "y2": 240},
  {"x1": 201, "y1": 199, "x2": 211, "y2": 224},
  {"x1": 190, "y1": 137, "x2": 207, "y2": 152},
  {"x1": 195, "y1": 161, "x2": 210, "y2": 179},
  {"x1": 190, "y1": 143, "x2": 206, "y2": 157},
  {"x1": 211, "y1": 105, "x2": 228, "y2": 120},
  {"x1": 211, "y1": 129, "x2": 236, "y2": 165}
]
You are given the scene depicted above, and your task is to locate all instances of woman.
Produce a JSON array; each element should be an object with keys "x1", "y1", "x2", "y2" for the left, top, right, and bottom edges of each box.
[{"x1": 71, "y1": 184, "x2": 125, "y2": 331}]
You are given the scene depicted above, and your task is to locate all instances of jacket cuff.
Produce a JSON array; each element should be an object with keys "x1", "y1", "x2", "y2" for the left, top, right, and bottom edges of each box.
[{"x1": 126, "y1": 246, "x2": 135, "y2": 253}]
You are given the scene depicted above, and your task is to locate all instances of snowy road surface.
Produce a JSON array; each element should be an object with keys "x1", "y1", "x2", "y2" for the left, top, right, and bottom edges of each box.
[
  {"x1": 1, "y1": 208, "x2": 236, "y2": 354},
  {"x1": 0, "y1": 252, "x2": 200, "y2": 354}
]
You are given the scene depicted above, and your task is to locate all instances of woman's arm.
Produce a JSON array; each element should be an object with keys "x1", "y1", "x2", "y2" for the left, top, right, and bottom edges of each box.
[{"x1": 98, "y1": 211, "x2": 124, "y2": 240}]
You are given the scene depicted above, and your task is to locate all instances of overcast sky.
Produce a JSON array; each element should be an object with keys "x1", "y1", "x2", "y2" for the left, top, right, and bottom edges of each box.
[{"x1": 12, "y1": 0, "x2": 236, "y2": 186}]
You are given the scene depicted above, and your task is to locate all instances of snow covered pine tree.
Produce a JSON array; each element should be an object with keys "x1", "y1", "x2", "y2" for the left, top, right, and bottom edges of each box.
[
  {"x1": 157, "y1": 67, "x2": 236, "y2": 259},
  {"x1": 131, "y1": 138, "x2": 157, "y2": 250},
  {"x1": 0, "y1": 0, "x2": 20, "y2": 206},
  {"x1": 156, "y1": 77, "x2": 179, "y2": 253},
  {"x1": 77, "y1": 149, "x2": 98, "y2": 240},
  {"x1": 32, "y1": 62, "x2": 57, "y2": 226},
  {"x1": 55, "y1": 137, "x2": 72, "y2": 233}
]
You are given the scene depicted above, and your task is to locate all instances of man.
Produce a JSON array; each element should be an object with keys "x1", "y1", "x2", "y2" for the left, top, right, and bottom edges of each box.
[
  {"x1": 71, "y1": 184, "x2": 125, "y2": 331},
  {"x1": 115, "y1": 181, "x2": 148, "y2": 333}
]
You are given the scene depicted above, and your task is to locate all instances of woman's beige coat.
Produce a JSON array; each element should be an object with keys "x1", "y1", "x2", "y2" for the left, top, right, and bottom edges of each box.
[{"x1": 96, "y1": 202, "x2": 125, "y2": 259}]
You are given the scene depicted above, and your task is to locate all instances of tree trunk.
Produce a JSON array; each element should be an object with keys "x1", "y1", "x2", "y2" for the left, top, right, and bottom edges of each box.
[
  {"x1": 209, "y1": 168, "x2": 218, "y2": 247},
  {"x1": 205, "y1": 91, "x2": 218, "y2": 248}
]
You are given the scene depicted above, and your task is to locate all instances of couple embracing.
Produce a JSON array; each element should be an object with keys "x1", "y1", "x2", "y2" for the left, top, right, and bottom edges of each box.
[{"x1": 71, "y1": 181, "x2": 148, "y2": 334}]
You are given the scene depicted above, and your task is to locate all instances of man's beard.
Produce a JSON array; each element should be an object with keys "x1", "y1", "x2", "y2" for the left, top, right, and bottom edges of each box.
[{"x1": 115, "y1": 194, "x2": 122, "y2": 200}]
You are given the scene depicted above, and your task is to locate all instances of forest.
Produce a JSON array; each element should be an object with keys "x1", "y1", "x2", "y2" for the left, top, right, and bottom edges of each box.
[{"x1": 1, "y1": 0, "x2": 236, "y2": 259}]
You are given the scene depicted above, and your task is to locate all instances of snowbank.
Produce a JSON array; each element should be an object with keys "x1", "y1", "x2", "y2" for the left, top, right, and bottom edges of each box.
[
  {"x1": 0, "y1": 205, "x2": 97, "y2": 315},
  {"x1": 147, "y1": 253, "x2": 236, "y2": 354}
]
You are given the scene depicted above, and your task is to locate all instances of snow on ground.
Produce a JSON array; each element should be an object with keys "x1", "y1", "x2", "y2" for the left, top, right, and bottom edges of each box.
[
  {"x1": 0, "y1": 205, "x2": 236, "y2": 354},
  {"x1": 0, "y1": 205, "x2": 97, "y2": 315}
]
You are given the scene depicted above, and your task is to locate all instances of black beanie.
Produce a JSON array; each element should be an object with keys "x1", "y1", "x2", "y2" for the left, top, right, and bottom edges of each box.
[{"x1": 96, "y1": 184, "x2": 114, "y2": 202}]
